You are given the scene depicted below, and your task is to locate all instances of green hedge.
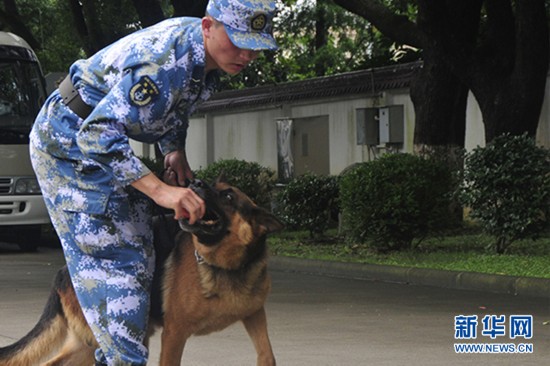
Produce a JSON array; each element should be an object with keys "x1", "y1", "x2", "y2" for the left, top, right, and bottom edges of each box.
[
  {"x1": 460, "y1": 133, "x2": 550, "y2": 253},
  {"x1": 195, "y1": 158, "x2": 276, "y2": 208},
  {"x1": 340, "y1": 153, "x2": 454, "y2": 251},
  {"x1": 276, "y1": 173, "x2": 339, "y2": 237}
]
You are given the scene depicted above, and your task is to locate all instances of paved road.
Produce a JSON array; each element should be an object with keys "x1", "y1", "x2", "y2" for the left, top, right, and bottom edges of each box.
[{"x1": 0, "y1": 242, "x2": 548, "y2": 365}]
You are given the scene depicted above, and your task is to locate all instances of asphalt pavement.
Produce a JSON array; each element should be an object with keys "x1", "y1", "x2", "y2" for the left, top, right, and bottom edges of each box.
[{"x1": 0, "y1": 242, "x2": 549, "y2": 365}]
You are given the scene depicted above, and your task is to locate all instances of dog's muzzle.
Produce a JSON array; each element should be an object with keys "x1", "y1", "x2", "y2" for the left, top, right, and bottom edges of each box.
[{"x1": 178, "y1": 180, "x2": 227, "y2": 240}]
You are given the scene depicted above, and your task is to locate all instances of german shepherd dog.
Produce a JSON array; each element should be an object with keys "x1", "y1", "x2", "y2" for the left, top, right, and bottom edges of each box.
[{"x1": 0, "y1": 179, "x2": 283, "y2": 366}]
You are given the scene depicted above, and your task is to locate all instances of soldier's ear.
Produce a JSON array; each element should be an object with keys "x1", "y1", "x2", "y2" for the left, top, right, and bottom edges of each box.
[{"x1": 202, "y1": 16, "x2": 217, "y2": 36}]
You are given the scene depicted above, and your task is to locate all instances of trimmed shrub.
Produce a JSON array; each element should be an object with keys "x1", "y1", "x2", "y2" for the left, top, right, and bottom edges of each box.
[
  {"x1": 340, "y1": 153, "x2": 454, "y2": 251},
  {"x1": 195, "y1": 158, "x2": 276, "y2": 208},
  {"x1": 276, "y1": 173, "x2": 339, "y2": 238},
  {"x1": 460, "y1": 133, "x2": 550, "y2": 254}
]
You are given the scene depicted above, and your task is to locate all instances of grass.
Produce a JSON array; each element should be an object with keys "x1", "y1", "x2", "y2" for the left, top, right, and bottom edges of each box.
[{"x1": 267, "y1": 228, "x2": 550, "y2": 279}]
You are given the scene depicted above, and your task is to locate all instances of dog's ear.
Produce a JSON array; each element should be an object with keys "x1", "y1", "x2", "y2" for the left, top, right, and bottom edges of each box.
[
  {"x1": 255, "y1": 207, "x2": 285, "y2": 234},
  {"x1": 215, "y1": 171, "x2": 229, "y2": 185}
]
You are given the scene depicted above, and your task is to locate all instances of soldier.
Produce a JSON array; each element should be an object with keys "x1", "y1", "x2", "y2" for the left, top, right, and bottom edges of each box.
[{"x1": 29, "y1": 1, "x2": 278, "y2": 365}]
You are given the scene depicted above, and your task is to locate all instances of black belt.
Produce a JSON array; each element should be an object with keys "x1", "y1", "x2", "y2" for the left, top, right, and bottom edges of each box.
[{"x1": 58, "y1": 75, "x2": 93, "y2": 120}]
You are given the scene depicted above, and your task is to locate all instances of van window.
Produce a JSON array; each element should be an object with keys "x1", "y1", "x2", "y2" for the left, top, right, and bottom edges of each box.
[{"x1": 0, "y1": 60, "x2": 45, "y2": 144}]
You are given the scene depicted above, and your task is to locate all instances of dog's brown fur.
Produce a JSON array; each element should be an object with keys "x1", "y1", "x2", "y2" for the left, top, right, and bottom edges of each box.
[{"x1": 0, "y1": 180, "x2": 283, "y2": 366}]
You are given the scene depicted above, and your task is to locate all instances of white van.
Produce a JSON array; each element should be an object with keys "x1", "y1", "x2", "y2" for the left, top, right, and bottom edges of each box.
[{"x1": 0, "y1": 32, "x2": 49, "y2": 251}]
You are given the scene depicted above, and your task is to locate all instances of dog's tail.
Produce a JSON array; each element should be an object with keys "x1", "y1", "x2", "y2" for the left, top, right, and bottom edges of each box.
[{"x1": 0, "y1": 267, "x2": 70, "y2": 366}]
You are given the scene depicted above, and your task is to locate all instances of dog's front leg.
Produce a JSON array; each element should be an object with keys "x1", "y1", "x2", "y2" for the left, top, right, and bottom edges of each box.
[
  {"x1": 242, "y1": 306, "x2": 276, "y2": 366},
  {"x1": 158, "y1": 324, "x2": 189, "y2": 366}
]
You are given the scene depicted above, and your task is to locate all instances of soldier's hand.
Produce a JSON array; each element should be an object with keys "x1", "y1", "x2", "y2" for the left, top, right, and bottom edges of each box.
[
  {"x1": 131, "y1": 173, "x2": 205, "y2": 224},
  {"x1": 161, "y1": 185, "x2": 205, "y2": 224},
  {"x1": 164, "y1": 150, "x2": 193, "y2": 187}
]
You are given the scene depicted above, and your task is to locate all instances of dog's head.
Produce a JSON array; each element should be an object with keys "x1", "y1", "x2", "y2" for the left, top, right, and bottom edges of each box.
[{"x1": 178, "y1": 178, "x2": 284, "y2": 249}]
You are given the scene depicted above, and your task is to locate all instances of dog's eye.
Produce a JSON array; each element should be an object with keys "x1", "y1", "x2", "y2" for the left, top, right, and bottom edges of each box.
[{"x1": 221, "y1": 189, "x2": 234, "y2": 202}]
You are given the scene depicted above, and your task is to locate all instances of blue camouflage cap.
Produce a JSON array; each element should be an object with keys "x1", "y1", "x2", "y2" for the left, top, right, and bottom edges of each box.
[{"x1": 207, "y1": 0, "x2": 278, "y2": 51}]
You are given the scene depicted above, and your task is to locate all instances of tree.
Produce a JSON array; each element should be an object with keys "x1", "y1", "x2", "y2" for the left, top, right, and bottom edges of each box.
[
  {"x1": 1, "y1": 1, "x2": 412, "y2": 83},
  {"x1": 0, "y1": 0, "x2": 40, "y2": 49},
  {"x1": 131, "y1": 0, "x2": 165, "y2": 27},
  {"x1": 171, "y1": 0, "x2": 208, "y2": 18},
  {"x1": 0, "y1": 1, "x2": 84, "y2": 72},
  {"x1": 460, "y1": 134, "x2": 550, "y2": 254},
  {"x1": 460, "y1": 1, "x2": 549, "y2": 141},
  {"x1": 333, "y1": 0, "x2": 549, "y2": 144},
  {"x1": 66, "y1": 0, "x2": 143, "y2": 55},
  {"x1": 226, "y1": 0, "x2": 413, "y2": 89},
  {"x1": 331, "y1": 0, "x2": 468, "y2": 153},
  {"x1": 0, "y1": 0, "x2": 210, "y2": 72},
  {"x1": 67, "y1": 0, "x2": 209, "y2": 55}
]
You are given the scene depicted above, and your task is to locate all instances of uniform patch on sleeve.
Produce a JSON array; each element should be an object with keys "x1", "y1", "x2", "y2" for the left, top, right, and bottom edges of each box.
[{"x1": 129, "y1": 76, "x2": 160, "y2": 106}]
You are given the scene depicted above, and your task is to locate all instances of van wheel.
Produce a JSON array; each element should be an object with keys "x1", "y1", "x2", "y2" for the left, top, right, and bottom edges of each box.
[{"x1": 17, "y1": 225, "x2": 41, "y2": 252}]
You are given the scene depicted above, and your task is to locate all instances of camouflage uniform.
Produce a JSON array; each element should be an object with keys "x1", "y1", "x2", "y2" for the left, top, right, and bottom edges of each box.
[
  {"x1": 30, "y1": 17, "x2": 218, "y2": 365},
  {"x1": 30, "y1": 1, "x2": 277, "y2": 364}
]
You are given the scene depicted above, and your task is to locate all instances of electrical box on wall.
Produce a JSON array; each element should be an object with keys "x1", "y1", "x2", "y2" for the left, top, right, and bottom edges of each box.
[
  {"x1": 379, "y1": 105, "x2": 404, "y2": 144},
  {"x1": 356, "y1": 108, "x2": 379, "y2": 145},
  {"x1": 357, "y1": 105, "x2": 404, "y2": 146}
]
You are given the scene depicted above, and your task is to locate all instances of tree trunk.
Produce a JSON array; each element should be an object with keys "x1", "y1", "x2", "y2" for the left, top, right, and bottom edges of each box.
[
  {"x1": 131, "y1": 0, "x2": 165, "y2": 27},
  {"x1": 410, "y1": 51, "x2": 468, "y2": 225},
  {"x1": 410, "y1": 0, "x2": 482, "y2": 150},
  {"x1": 79, "y1": 0, "x2": 107, "y2": 54},
  {"x1": 314, "y1": 1, "x2": 327, "y2": 76},
  {"x1": 67, "y1": 0, "x2": 94, "y2": 56},
  {"x1": 333, "y1": 0, "x2": 549, "y2": 144},
  {"x1": 333, "y1": 0, "x2": 426, "y2": 47},
  {"x1": 67, "y1": 0, "x2": 117, "y2": 55},
  {"x1": 334, "y1": 0, "x2": 470, "y2": 152},
  {"x1": 172, "y1": 0, "x2": 208, "y2": 18},
  {"x1": 410, "y1": 54, "x2": 468, "y2": 149},
  {"x1": 468, "y1": 0, "x2": 549, "y2": 141},
  {"x1": 0, "y1": 0, "x2": 41, "y2": 50}
]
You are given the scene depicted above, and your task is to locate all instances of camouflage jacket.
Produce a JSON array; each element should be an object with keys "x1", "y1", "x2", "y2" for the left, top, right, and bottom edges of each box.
[{"x1": 33, "y1": 17, "x2": 218, "y2": 193}]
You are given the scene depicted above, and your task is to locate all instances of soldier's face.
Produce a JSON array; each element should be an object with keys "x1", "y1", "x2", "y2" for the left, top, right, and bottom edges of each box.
[{"x1": 203, "y1": 17, "x2": 260, "y2": 75}]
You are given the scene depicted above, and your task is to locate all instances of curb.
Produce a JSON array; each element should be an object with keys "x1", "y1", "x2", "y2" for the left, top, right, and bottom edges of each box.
[{"x1": 269, "y1": 256, "x2": 550, "y2": 299}]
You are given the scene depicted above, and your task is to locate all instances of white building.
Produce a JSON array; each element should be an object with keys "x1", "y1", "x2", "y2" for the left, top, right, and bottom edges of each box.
[{"x1": 132, "y1": 61, "x2": 550, "y2": 178}]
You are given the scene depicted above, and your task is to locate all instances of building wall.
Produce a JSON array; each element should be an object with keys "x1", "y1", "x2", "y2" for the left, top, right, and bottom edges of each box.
[
  {"x1": 186, "y1": 114, "x2": 208, "y2": 169},
  {"x1": 286, "y1": 90, "x2": 415, "y2": 174},
  {"x1": 464, "y1": 92, "x2": 486, "y2": 151},
  {"x1": 209, "y1": 108, "x2": 282, "y2": 168},
  {"x1": 176, "y1": 88, "x2": 415, "y2": 176},
  {"x1": 465, "y1": 75, "x2": 550, "y2": 151},
  {"x1": 535, "y1": 77, "x2": 550, "y2": 147},
  {"x1": 130, "y1": 75, "x2": 550, "y2": 177}
]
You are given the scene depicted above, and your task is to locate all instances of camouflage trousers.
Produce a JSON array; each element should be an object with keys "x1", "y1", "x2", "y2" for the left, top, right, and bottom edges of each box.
[{"x1": 30, "y1": 143, "x2": 155, "y2": 366}]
